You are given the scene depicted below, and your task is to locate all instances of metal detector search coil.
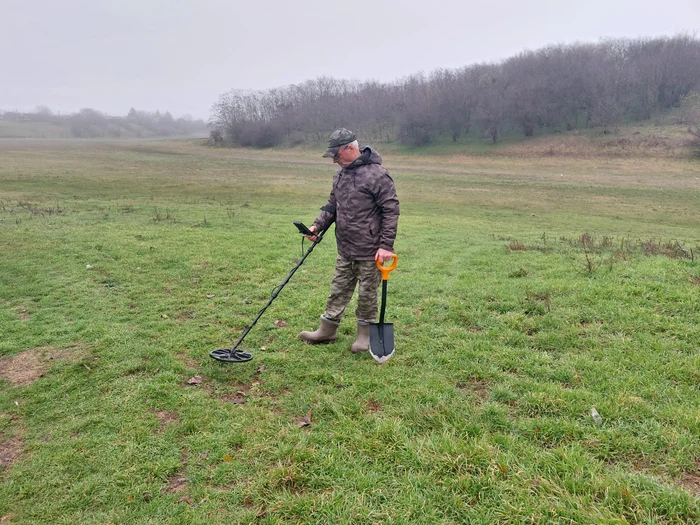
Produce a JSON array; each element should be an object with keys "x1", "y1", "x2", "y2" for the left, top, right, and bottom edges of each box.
[{"x1": 210, "y1": 222, "x2": 328, "y2": 363}]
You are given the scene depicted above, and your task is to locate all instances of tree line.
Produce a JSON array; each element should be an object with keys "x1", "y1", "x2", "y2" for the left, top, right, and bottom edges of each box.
[
  {"x1": 0, "y1": 107, "x2": 207, "y2": 138},
  {"x1": 209, "y1": 34, "x2": 700, "y2": 147}
]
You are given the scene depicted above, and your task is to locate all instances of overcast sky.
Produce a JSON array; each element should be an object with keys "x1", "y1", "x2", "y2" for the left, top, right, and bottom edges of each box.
[{"x1": 1, "y1": 0, "x2": 698, "y2": 120}]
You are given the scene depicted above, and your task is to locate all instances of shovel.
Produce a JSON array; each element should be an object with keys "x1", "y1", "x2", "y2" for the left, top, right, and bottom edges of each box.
[{"x1": 369, "y1": 254, "x2": 398, "y2": 364}]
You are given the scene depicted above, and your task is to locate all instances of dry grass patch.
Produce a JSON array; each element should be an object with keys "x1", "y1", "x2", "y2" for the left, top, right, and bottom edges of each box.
[
  {"x1": 501, "y1": 130, "x2": 690, "y2": 159},
  {"x1": 0, "y1": 351, "x2": 43, "y2": 386},
  {"x1": 506, "y1": 241, "x2": 528, "y2": 251},
  {"x1": 0, "y1": 347, "x2": 85, "y2": 387}
]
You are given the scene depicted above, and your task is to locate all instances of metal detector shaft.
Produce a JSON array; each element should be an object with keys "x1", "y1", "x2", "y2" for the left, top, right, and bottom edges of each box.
[
  {"x1": 231, "y1": 230, "x2": 325, "y2": 348},
  {"x1": 211, "y1": 226, "x2": 328, "y2": 362}
]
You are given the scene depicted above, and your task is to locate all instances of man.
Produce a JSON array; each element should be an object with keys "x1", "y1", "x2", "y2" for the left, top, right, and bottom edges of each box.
[{"x1": 299, "y1": 128, "x2": 400, "y2": 354}]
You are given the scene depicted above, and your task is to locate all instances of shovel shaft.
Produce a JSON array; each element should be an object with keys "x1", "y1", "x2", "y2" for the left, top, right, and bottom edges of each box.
[
  {"x1": 370, "y1": 254, "x2": 397, "y2": 363},
  {"x1": 378, "y1": 279, "x2": 388, "y2": 326},
  {"x1": 375, "y1": 254, "x2": 396, "y2": 327}
]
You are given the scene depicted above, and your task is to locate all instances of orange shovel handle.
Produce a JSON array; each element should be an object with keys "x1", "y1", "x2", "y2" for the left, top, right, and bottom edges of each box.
[{"x1": 376, "y1": 254, "x2": 398, "y2": 280}]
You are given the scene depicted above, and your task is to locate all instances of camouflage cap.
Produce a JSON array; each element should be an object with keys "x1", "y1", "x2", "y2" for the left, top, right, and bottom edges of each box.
[{"x1": 322, "y1": 128, "x2": 356, "y2": 158}]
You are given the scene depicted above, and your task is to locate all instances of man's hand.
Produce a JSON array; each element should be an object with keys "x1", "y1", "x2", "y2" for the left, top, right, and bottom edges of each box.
[
  {"x1": 305, "y1": 224, "x2": 318, "y2": 242},
  {"x1": 375, "y1": 248, "x2": 395, "y2": 264}
]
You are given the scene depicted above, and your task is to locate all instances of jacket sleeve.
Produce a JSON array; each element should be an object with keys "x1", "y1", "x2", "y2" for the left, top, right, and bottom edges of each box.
[
  {"x1": 313, "y1": 179, "x2": 338, "y2": 233},
  {"x1": 374, "y1": 170, "x2": 400, "y2": 252}
]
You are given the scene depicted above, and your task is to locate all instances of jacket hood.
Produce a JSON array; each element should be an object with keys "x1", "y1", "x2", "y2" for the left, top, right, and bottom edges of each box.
[{"x1": 347, "y1": 146, "x2": 382, "y2": 168}]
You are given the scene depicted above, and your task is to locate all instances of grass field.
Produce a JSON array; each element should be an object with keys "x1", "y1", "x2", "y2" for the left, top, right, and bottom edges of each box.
[{"x1": 1, "y1": 138, "x2": 699, "y2": 524}]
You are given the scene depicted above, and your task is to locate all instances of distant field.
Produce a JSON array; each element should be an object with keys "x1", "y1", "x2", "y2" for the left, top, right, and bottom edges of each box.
[
  {"x1": 1, "y1": 139, "x2": 698, "y2": 524},
  {"x1": 0, "y1": 120, "x2": 208, "y2": 140},
  {"x1": 0, "y1": 120, "x2": 73, "y2": 139}
]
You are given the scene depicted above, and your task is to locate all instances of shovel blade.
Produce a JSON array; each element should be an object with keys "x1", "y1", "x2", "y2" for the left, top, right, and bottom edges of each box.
[{"x1": 369, "y1": 322, "x2": 395, "y2": 364}]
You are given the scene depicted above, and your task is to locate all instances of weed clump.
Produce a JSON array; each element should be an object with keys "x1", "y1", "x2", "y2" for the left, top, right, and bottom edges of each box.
[
  {"x1": 509, "y1": 268, "x2": 530, "y2": 278},
  {"x1": 506, "y1": 240, "x2": 527, "y2": 251},
  {"x1": 17, "y1": 200, "x2": 63, "y2": 216},
  {"x1": 152, "y1": 207, "x2": 177, "y2": 222},
  {"x1": 549, "y1": 232, "x2": 698, "y2": 275}
]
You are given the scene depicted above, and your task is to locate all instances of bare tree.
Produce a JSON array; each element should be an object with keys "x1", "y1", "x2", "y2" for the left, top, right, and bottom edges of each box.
[
  {"x1": 431, "y1": 68, "x2": 473, "y2": 141},
  {"x1": 473, "y1": 64, "x2": 509, "y2": 144},
  {"x1": 686, "y1": 94, "x2": 700, "y2": 155},
  {"x1": 207, "y1": 34, "x2": 700, "y2": 148}
]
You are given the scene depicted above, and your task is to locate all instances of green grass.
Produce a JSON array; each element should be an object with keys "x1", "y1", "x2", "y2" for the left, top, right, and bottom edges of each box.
[{"x1": 1, "y1": 139, "x2": 699, "y2": 524}]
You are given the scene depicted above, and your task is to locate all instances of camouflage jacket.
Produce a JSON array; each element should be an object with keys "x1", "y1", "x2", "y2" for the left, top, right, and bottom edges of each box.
[{"x1": 313, "y1": 147, "x2": 400, "y2": 261}]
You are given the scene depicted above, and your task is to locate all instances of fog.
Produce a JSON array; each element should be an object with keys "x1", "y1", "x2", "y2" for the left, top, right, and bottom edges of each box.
[{"x1": 1, "y1": 0, "x2": 698, "y2": 119}]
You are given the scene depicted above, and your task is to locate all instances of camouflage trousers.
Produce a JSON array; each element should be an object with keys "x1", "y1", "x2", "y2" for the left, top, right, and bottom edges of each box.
[{"x1": 321, "y1": 255, "x2": 382, "y2": 326}]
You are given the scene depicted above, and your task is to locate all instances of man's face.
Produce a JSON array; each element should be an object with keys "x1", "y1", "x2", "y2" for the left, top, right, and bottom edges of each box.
[{"x1": 333, "y1": 143, "x2": 354, "y2": 167}]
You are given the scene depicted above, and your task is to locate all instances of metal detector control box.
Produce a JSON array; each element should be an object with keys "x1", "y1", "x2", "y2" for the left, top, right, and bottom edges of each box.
[{"x1": 293, "y1": 220, "x2": 314, "y2": 236}]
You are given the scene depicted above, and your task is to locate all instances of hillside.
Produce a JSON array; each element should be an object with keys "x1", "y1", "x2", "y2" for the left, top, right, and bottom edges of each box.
[
  {"x1": 386, "y1": 119, "x2": 698, "y2": 160},
  {"x1": 257, "y1": 115, "x2": 699, "y2": 161}
]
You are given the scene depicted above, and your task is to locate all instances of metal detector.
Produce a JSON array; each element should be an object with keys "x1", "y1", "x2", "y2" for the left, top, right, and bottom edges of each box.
[{"x1": 210, "y1": 221, "x2": 327, "y2": 363}]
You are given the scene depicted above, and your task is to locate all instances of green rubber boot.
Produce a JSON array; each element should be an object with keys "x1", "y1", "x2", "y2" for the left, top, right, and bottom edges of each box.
[
  {"x1": 350, "y1": 323, "x2": 370, "y2": 353},
  {"x1": 299, "y1": 318, "x2": 337, "y2": 344}
]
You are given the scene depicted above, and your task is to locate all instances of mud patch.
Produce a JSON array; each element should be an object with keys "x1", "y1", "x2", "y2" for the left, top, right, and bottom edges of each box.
[
  {"x1": 164, "y1": 448, "x2": 192, "y2": 504},
  {"x1": 680, "y1": 462, "x2": 700, "y2": 497},
  {"x1": 457, "y1": 379, "x2": 490, "y2": 401},
  {"x1": 0, "y1": 347, "x2": 84, "y2": 386},
  {"x1": 208, "y1": 383, "x2": 256, "y2": 404},
  {"x1": 220, "y1": 392, "x2": 248, "y2": 404},
  {"x1": 166, "y1": 472, "x2": 189, "y2": 493},
  {"x1": 165, "y1": 471, "x2": 192, "y2": 503},
  {"x1": 207, "y1": 379, "x2": 288, "y2": 406},
  {"x1": 176, "y1": 353, "x2": 202, "y2": 370},
  {"x1": 175, "y1": 310, "x2": 195, "y2": 322},
  {"x1": 0, "y1": 435, "x2": 23, "y2": 469},
  {"x1": 153, "y1": 411, "x2": 180, "y2": 432},
  {"x1": 13, "y1": 304, "x2": 30, "y2": 321},
  {"x1": 365, "y1": 399, "x2": 383, "y2": 413},
  {"x1": 230, "y1": 380, "x2": 262, "y2": 395}
]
